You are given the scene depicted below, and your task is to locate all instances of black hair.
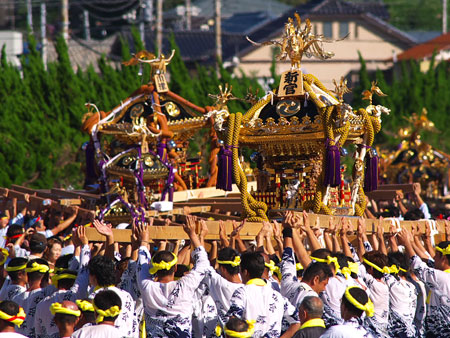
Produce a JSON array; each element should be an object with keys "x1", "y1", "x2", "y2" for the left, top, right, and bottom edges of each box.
[
  {"x1": 342, "y1": 287, "x2": 369, "y2": 318},
  {"x1": 363, "y1": 251, "x2": 388, "y2": 280},
  {"x1": 55, "y1": 269, "x2": 78, "y2": 290},
  {"x1": 151, "y1": 251, "x2": 177, "y2": 278},
  {"x1": 29, "y1": 233, "x2": 47, "y2": 254},
  {"x1": 88, "y1": 255, "x2": 116, "y2": 286},
  {"x1": 93, "y1": 290, "x2": 122, "y2": 323},
  {"x1": 0, "y1": 301, "x2": 20, "y2": 327},
  {"x1": 218, "y1": 247, "x2": 240, "y2": 275},
  {"x1": 403, "y1": 208, "x2": 425, "y2": 221},
  {"x1": 388, "y1": 251, "x2": 409, "y2": 278},
  {"x1": 225, "y1": 316, "x2": 249, "y2": 334},
  {"x1": 436, "y1": 241, "x2": 450, "y2": 265},
  {"x1": 55, "y1": 254, "x2": 74, "y2": 270},
  {"x1": 6, "y1": 225, "x2": 23, "y2": 239},
  {"x1": 6, "y1": 257, "x2": 28, "y2": 282},
  {"x1": 174, "y1": 264, "x2": 189, "y2": 279},
  {"x1": 300, "y1": 296, "x2": 324, "y2": 318},
  {"x1": 26, "y1": 258, "x2": 49, "y2": 283},
  {"x1": 240, "y1": 252, "x2": 265, "y2": 279},
  {"x1": 310, "y1": 248, "x2": 332, "y2": 260},
  {"x1": 332, "y1": 252, "x2": 349, "y2": 270},
  {"x1": 302, "y1": 262, "x2": 333, "y2": 283}
]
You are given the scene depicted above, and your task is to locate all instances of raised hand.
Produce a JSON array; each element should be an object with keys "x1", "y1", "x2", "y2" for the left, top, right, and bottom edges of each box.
[
  {"x1": 199, "y1": 219, "x2": 209, "y2": 238},
  {"x1": 135, "y1": 222, "x2": 149, "y2": 244},
  {"x1": 273, "y1": 220, "x2": 282, "y2": 239},
  {"x1": 357, "y1": 217, "x2": 366, "y2": 236},
  {"x1": 184, "y1": 215, "x2": 197, "y2": 236},
  {"x1": 397, "y1": 228, "x2": 411, "y2": 246},
  {"x1": 376, "y1": 217, "x2": 384, "y2": 238},
  {"x1": 231, "y1": 219, "x2": 245, "y2": 237},
  {"x1": 76, "y1": 225, "x2": 89, "y2": 246},
  {"x1": 93, "y1": 219, "x2": 113, "y2": 237}
]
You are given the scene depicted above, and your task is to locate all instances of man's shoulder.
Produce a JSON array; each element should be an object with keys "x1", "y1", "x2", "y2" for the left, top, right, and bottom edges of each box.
[{"x1": 293, "y1": 326, "x2": 327, "y2": 338}]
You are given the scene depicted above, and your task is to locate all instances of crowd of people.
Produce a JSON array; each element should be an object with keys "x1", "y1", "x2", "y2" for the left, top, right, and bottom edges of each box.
[{"x1": 0, "y1": 187, "x2": 449, "y2": 338}]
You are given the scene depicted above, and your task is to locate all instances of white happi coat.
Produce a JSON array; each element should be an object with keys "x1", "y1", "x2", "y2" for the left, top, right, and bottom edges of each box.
[{"x1": 138, "y1": 245, "x2": 210, "y2": 337}]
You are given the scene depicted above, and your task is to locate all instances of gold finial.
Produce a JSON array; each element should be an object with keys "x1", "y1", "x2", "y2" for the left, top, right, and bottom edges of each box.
[
  {"x1": 208, "y1": 84, "x2": 240, "y2": 109},
  {"x1": 123, "y1": 49, "x2": 175, "y2": 75},
  {"x1": 244, "y1": 87, "x2": 260, "y2": 105},
  {"x1": 246, "y1": 13, "x2": 347, "y2": 69},
  {"x1": 362, "y1": 81, "x2": 387, "y2": 105},
  {"x1": 332, "y1": 76, "x2": 351, "y2": 102}
]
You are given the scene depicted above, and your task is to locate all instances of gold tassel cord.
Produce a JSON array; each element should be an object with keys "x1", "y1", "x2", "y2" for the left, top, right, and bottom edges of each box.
[{"x1": 226, "y1": 112, "x2": 268, "y2": 222}]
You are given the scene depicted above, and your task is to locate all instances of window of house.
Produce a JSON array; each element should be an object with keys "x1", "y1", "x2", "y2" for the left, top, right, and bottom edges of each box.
[
  {"x1": 339, "y1": 22, "x2": 349, "y2": 38},
  {"x1": 323, "y1": 22, "x2": 332, "y2": 38}
]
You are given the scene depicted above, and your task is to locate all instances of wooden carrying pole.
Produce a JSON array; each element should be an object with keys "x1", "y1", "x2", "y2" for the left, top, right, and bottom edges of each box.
[{"x1": 85, "y1": 213, "x2": 448, "y2": 243}]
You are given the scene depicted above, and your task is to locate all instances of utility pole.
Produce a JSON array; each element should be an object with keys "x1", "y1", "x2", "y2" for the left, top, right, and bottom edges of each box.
[
  {"x1": 41, "y1": 2, "x2": 47, "y2": 68},
  {"x1": 27, "y1": 0, "x2": 33, "y2": 32},
  {"x1": 215, "y1": 0, "x2": 222, "y2": 65},
  {"x1": 144, "y1": 0, "x2": 153, "y2": 25},
  {"x1": 186, "y1": 0, "x2": 192, "y2": 30},
  {"x1": 83, "y1": 10, "x2": 91, "y2": 41},
  {"x1": 62, "y1": 0, "x2": 69, "y2": 42},
  {"x1": 444, "y1": 0, "x2": 448, "y2": 34},
  {"x1": 139, "y1": 1, "x2": 145, "y2": 45},
  {"x1": 156, "y1": 0, "x2": 163, "y2": 54}
]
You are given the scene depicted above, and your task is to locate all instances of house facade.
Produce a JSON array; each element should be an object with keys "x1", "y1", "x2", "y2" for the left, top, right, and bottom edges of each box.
[{"x1": 238, "y1": 0, "x2": 416, "y2": 88}]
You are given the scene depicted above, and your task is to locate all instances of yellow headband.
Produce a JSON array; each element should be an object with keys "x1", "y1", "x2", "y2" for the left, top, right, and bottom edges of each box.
[
  {"x1": 363, "y1": 258, "x2": 397, "y2": 274},
  {"x1": 51, "y1": 273, "x2": 77, "y2": 287},
  {"x1": 348, "y1": 262, "x2": 359, "y2": 275},
  {"x1": 296, "y1": 263, "x2": 304, "y2": 271},
  {"x1": 310, "y1": 255, "x2": 340, "y2": 271},
  {"x1": 264, "y1": 260, "x2": 276, "y2": 272},
  {"x1": 149, "y1": 253, "x2": 177, "y2": 275},
  {"x1": 93, "y1": 305, "x2": 121, "y2": 323},
  {"x1": 26, "y1": 262, "x2": 50, "y2": 274},
  {"x1": 50, "y1": 303, "x2": 81, "y2": 317},
  {"x1": 0, "y1": 248, "x2": 9, "y2": 266},
  {"x1": 0, "y1": 306, "x2": 26, "y2": 327},
  {"x1": 5, "y1": 263, "x2": 27, "y2": 272},
  {"x1": 217, "y1": 256, "x2": 241, "y2": 267},
  {"x1": 53, "y1": 267, "x2": 67, "y2": 273},
  {"x1": 63, "y1": 234, "x2": 72, "y2": 242},
  {"x1": 339, "y1": 267, "x2": 352, "y2": 280},
  {"x1": 0, "y1": 217, "x2": 8, "y2": 220},
  {"x1": 223, "y1": 320, "x2": 255, "y2": 338},
  {"x1": 344, "y1": 286, "x2": 374, "y2": 317},
  {"x1": 76, "y1": 300, "x2": 95, "y2": 312},
  {"x1": 436, "y1": 245, "x2": 450, "y2": 256}
]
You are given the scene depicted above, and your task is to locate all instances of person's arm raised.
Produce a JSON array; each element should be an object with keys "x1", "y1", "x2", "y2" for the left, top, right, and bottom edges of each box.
[
  {"x1": 376, "y1": 217, "x2": 388, "y2": 255},
  {"x1": 301, "y1": 211, "x2": 322, "y2": 252},
  {"x1": 92, "y1": 219, "x2": 115, "y2": 260},
  {"x1": 50, "y1": 206, "x2": 79, "y2": 236},
  {"x1": 184, "y1": 215, "x2": 201, "y2": 248}
]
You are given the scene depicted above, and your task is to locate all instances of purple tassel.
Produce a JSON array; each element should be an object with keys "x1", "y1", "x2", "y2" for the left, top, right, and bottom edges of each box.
[
  {"x1": 83, "y1": 141, "x2": 98, "y2": 188},
  {"x1": 364, "y1": 154, "x2": 378, "y2": 192},
  {"x1": 216, "y1": 146, "x2": 233, "y2": 191},
  {"x1": 323, "y1": 142, "x2": 341, "y2": 187}
]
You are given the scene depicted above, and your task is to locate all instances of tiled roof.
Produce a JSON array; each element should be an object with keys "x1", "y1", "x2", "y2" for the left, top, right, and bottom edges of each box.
[
  {"x1": 311, "y1": 0, "x2": 389, "y2": 20},
  {"x1": 165, "y1": 0, "x2": 292, "y2": 19},
  {"x1": 46, "y1": 35, "x2": 119, "y2": 71},
  {"x1": 222, "y1": 12, "x2": 274, "y2": 35},
  {"x1": 113, "y1": 29, "x2": 249, "y2": 65},
  {"x1": 396, "y1": 33, "x2": 450, "y2": 60}
]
